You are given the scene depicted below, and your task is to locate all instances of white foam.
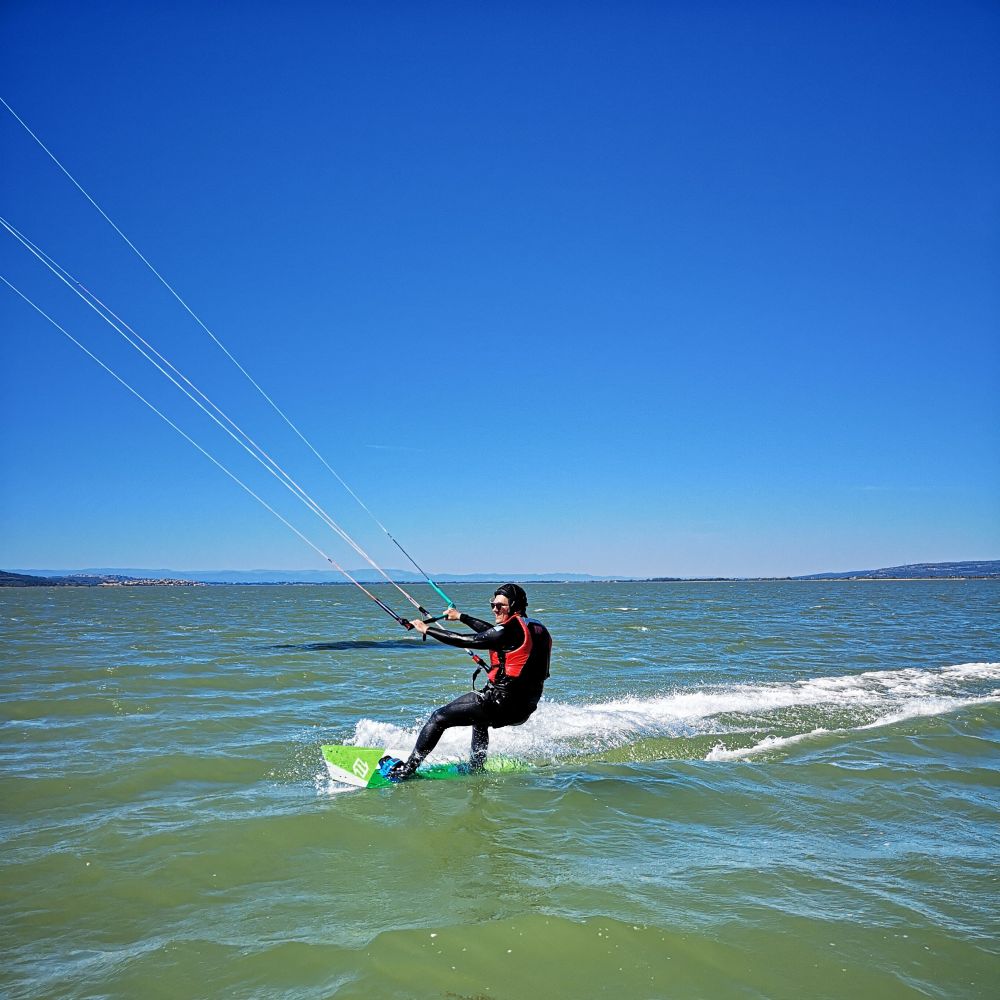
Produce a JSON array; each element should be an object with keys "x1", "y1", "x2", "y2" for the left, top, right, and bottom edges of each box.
[
  {"x1": 706, "y1": 729, "x2": 831, "y2": 761},
  {"x1": 341, "y1": 662, "x2": 1000, "y2": 765},
  {"x1": 940, "y1": 662, "x2": 1000, "y2": 681}
]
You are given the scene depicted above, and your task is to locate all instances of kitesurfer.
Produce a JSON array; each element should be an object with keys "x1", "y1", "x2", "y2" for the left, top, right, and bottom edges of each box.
[{"x1": 383, "y1": 583, "x2": 552, "y2": 781}]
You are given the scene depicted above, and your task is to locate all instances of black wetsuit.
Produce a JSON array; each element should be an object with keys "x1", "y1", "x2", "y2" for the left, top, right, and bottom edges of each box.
[{"x1": 408, "y1": 612, "x2": 552, "y2": 769}]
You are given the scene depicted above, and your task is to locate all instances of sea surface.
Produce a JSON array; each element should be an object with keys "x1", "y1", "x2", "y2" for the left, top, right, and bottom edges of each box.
[{"x1": 2, "y1": 581, "x2": 998, "y2": 999}]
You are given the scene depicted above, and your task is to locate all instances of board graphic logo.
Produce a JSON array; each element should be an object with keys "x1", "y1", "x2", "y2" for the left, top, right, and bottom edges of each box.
[{"x1": 352, "y1": 757, "x2": 370, "y2": 779}]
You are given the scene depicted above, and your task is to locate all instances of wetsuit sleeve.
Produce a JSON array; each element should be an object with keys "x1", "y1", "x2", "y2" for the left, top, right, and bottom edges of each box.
[
  {"x1": 459, "y1": 613, "x2": 493, "y2": 632},
  {"x1": 424, "y1": 622, "x2": 510, "y2": 651}
]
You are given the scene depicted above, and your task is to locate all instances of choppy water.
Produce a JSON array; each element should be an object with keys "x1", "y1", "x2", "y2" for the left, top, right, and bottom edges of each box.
[{"x1": 2, "y1": 581, "x2": 998, "y2": 999}]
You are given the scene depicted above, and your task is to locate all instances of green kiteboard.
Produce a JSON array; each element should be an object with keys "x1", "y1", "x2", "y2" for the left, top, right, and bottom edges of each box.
[{"x1": 321, "y1": 744, "x2": 527, "y2": 789}]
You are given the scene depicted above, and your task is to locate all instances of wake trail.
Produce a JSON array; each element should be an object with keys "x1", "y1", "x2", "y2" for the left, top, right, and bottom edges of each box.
[{"x1": 343, "y1": 662, "x2": 1000, "y2": 764}]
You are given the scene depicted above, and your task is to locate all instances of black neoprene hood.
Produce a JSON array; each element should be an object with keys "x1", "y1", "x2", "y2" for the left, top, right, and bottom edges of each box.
[{"x1": 493, "y1": 583, "x2": 528, "y2": 614}]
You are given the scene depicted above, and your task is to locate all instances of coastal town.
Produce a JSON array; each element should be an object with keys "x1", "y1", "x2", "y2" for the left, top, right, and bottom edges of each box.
[{"x1": 0, "y1": 571, "x2": 205, "y2": 587}]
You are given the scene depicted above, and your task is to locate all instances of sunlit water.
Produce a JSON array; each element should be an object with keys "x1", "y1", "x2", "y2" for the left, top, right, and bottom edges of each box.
[{"x1": 2, "y1": 581, "x2": 998, "y2": 998}]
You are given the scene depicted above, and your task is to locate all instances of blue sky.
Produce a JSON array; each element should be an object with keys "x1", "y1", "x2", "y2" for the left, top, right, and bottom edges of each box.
[{"x1": 2, "y1": 1, "x2": 998, "y2": 577}]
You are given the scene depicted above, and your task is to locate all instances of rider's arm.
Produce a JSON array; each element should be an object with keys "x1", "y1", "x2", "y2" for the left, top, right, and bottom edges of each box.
[
  {"x1": 459, "y1": 612, "x2": 492, "y2": 632},
  {"x1": 424, "y1": 620, "x2": 514, "y2": 651}
]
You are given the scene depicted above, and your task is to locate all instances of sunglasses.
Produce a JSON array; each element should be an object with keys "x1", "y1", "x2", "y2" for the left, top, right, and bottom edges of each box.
[{"x1": 490, "y1": 602, "x2": 510, "y2": 612}]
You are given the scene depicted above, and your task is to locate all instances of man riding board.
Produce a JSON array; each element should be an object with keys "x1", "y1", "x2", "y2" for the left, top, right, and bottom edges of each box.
[{"x1": 382, "y1": 583, "x2": 552, "y2": 781}]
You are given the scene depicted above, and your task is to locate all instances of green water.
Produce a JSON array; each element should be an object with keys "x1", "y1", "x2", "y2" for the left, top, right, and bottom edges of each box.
[{"x1": 2, "y1": 582, "x2": 998, "y2": 998}]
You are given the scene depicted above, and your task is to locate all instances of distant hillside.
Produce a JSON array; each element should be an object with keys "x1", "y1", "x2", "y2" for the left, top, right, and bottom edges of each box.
[
  {"x1": 1, "y1": 570, "x2": 105, "y2": 587},
  {"x1": 796, "y1": 560, "x2": 1000, "y2": 580}
]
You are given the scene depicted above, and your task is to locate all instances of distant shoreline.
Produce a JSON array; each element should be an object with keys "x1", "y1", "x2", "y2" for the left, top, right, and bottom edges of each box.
[{"x1": 3, "y1": 567, "x2": 999, "y2": 588}]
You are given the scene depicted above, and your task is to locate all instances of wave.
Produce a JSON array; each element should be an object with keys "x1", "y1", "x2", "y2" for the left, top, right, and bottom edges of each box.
[{"x1": 343, "y1": 662, "x2": 1000, "y2": 766}]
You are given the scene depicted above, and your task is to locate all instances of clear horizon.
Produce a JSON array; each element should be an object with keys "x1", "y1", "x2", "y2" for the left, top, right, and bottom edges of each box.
[
  {"x1": 2, "y1": 3, "x2": 998, "y2": 577},
  {"x1": 8, "y1": 558, "x2": 998, "y2": 581}
]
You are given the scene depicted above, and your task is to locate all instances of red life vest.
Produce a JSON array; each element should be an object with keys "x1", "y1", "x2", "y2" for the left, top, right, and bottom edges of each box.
[{"x1": 488, "y1": 613, "x2": 533, "y2": 682}]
